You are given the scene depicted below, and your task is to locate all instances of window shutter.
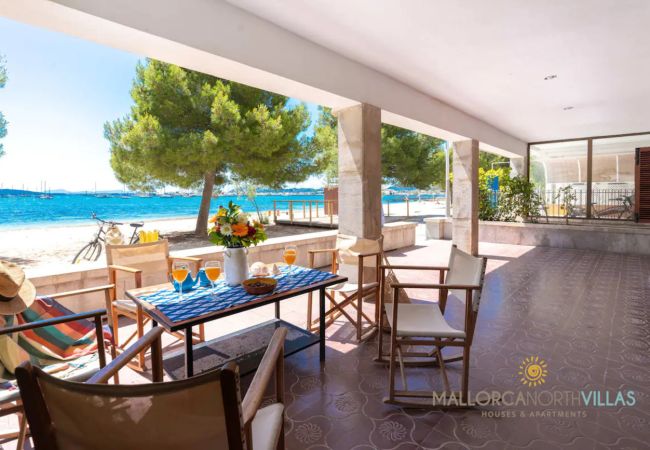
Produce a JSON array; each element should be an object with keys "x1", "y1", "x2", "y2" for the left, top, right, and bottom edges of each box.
[{"x1": 635, "y1": 147, "x2": 650, "y2": 222}]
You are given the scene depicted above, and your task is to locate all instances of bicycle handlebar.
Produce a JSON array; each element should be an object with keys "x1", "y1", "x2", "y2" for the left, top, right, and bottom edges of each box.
[{"x1": 91, "y1": 212, "x2": 123, "y2": 227}]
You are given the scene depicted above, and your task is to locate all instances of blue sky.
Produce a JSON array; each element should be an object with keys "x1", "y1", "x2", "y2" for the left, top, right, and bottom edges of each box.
[{"x1": 0, "y1": 17, "x2": 320, "y2": 192}]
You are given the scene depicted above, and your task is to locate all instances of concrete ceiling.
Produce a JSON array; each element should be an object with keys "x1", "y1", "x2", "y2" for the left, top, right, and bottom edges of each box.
[{"x1": 227, "y1": 0, "x2": 650, "y2": 143}]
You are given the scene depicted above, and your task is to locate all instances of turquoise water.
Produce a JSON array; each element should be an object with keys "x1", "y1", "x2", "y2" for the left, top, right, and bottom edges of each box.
[{"x1": 0, "y1": 193, "x2": 440, "y2": 230}]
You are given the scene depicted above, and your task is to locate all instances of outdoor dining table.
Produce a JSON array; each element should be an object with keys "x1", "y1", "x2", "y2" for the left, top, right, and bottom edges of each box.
[{"x1": 126, "y1": 265, "x2": 346, "y2": 378}]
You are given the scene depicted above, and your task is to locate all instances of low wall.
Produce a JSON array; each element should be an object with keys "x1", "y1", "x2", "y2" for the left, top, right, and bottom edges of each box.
[
  {"x1": 424, "y1": 217, "x2": 650, "y2": 256},
  {"x1": 27, "y1": 221, "x2": 416, "y2": 312}
]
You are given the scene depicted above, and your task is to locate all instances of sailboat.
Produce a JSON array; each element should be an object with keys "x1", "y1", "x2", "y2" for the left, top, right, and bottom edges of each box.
[
  {"x1": 119, "y1": 185, "x2": 131, "y2": 199},
  {"x1": 39, "y1": 181, "x2": 53, "y2": 199}
]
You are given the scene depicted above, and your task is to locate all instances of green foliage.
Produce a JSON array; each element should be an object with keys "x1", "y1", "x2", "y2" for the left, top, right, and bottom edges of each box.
[
  {"x1": 554, "y1": 185, "x2": 577, "y2": 224},
  {"x1": 0, "y1": 55, "x2": 8, "y2": 158},
  {"x1": 105, "y1": 59, "x2": 320, "y2": 233},
  {"x1": 479, "y1": 168, "x2": 543, "y2": 223},
  {"x1": 477, "y1": 168, "x2": 508, "y2": 221},
  {"x1": 309, "y1": 107, "x2": 338, "y2": 185},
  {"x1": 497, "y1": 176, "x2": 544, "y2": 222},
  {"x1": 479, "y1": 152, "x2": 509, "y2": 171},
  {"x1": 381, "y1": 125, "x2": 446, "y2": 189},
  {"x1": 310, "y1": 108, "x2": 447, "y2": 189},
  {"x1": 231, "y1": 179, "x2": 269, "y2": 224}
]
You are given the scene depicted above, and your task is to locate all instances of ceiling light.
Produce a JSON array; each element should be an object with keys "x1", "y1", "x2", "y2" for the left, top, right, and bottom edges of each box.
[
  {"x1": 563, "y1": 106, "x2": 574, "y2": 111},
  {"x1": 544, "y1": 74, "x2": 557, "y2": 80}
]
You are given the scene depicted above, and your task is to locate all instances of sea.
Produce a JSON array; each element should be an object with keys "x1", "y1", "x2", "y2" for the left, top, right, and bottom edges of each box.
[{"x1": 0, "y1": 192, "x2": 441, "y2": 230}]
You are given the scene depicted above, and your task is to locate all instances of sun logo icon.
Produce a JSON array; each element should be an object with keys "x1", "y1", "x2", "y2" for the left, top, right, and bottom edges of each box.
[{"x1": 518, "y1": 356, "x2": 548, "y2": 387}]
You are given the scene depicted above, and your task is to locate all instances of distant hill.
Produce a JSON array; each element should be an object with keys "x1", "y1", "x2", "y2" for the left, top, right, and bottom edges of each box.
[{"x1": 0, "y1": 189, "x2": 38, "y2": 195}]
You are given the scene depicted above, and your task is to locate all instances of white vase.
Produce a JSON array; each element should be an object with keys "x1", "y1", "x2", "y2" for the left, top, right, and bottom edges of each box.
[{"x1": 224, "y1": 246, "x2": 249, "y2": 286}]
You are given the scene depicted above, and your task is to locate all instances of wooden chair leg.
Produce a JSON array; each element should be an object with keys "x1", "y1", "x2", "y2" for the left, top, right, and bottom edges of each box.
[
  {"x1": 356, "y1": 290, "x2": 362, "y2": 340},
  {"x1": 461, "y1": 344, "x2": 470, "y2": 402},
  {"x1": 387, "y1": 333, "x2": 397, "y2": 403},
  {"x1": 199, "y1": 323, "x2": 205, "y2": 342},
  {"x1": 374, "y1": 289, "x2": 380, "y2": 329},
  {"x1": 436, "y1": 347, "x2": 450, "y2": 393},
  {"x1": 136, "y1": 306, "x2": 146, "y2": 369},
  {"x1": 377, "y1": 302, "x2": 385, "y2": 362},
  {"x1": 109, "y1": 343, "x2": 120, "y2": 384},
  {"x1": 112, "y1": 309, "x2": 120, "y2": 351},
  {"x1": 16, "y1": 411, "x2": 27, "y2": 450},
  {"x1": 396, "y1": 345, "x2": 407, "y2": 391}
]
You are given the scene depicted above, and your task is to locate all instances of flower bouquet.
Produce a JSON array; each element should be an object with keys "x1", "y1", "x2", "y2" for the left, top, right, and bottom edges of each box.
[{"x1": 208, "y1": 201, "x2": 267, "y2": 285}]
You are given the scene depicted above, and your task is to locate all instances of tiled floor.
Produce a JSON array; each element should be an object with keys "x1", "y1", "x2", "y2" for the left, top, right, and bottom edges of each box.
[
  {"x1": 275, "y1": 242, "x2": 650, "y2": 449},
  {"x1": 3, "y1": 240, "x2": 650, "y2": 449}
]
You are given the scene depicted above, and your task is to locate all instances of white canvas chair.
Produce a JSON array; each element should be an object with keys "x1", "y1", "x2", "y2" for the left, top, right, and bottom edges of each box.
[
  {"x1": 106, "y1": 240, "x2": 204, "y2": 369},
  {"x1": 307, "y1": 234, "x2": 383, "y2": 341},
  {"x1": 379, "y1": 245, "x2": 487, "y2": 406},
  {"x1": 17, "y1": 326, "x2": 288, "y2": 450}
]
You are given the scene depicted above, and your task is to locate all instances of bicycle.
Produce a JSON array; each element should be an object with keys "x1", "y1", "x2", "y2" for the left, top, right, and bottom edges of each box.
[
  {"x1": 592, "y1": 195, "x2": 634, "y2": 220},
  {"x1": 72, "y1": 213, "x2": 144, "y2": 264}
]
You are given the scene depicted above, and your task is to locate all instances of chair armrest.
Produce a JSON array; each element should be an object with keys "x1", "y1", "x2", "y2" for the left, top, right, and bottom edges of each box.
[
  {"x1": 108, "y1": 264, "x2": 142, "y2": 274},
  {"x1": 380, "y1": 265, "x2": 448, "y2": 271},
  {"x1": 47, "y1": 284, "x2": 115, "y2": 300},
  {"x1": 308, "y1": 248, "x2": 338, "y2": 271},
  {"x1": 108, "y1": 265, "x2": 143, "y2": 294},
  {"x1": 357, "y1": 251, "x2": 382, "y2": 258},
  {"x1": 0, "y1": 309, "x2": 107, "y2": 335},
  {"x1": 390, "y1": 282, "x2": 481, "y2": 290},
  {"x1": 242, "y1": 327, "x2": 287, "y2": 425},
  {"x1": 171, "y1": 256, "x2": 202, "y2": 263},
  {"x1": 87, "y1": 327, "x2": 164, "y2": 384},
  {"x1": 170, "y1": 255, "x2": 202, "y2": 272},
  {"x1": 308, "y1": 248, "x2": 338, "y2": 254}
]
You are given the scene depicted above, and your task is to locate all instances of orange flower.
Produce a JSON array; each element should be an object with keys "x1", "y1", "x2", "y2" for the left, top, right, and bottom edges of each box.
[
  {"x1": 208, "y1": 215, "x2": 217, "y2": 223},
  {"x1": 232, "y1": 223, "x2": 249, "y2": 237}
]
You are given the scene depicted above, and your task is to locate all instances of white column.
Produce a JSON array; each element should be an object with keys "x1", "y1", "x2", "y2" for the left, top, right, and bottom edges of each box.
[
  {"x1": 445, "y1": 141, "x2": 451, "y2": 217},
  {"x1": 452, "y1": 139, "x2": 479, "y2": 255},
  {"x1": 337, "y1": 103, "x2": 382, "y2": 239}
]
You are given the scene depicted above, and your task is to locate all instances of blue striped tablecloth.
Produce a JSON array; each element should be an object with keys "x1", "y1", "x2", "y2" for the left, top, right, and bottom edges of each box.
[{"x1": 138, "y1": 266, "x2": 337, "y2": 323}]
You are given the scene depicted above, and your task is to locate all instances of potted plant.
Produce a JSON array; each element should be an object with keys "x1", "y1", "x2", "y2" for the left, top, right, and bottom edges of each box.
[{"x1": 208, "y1": 201, "x2": 267, "y2": 285}]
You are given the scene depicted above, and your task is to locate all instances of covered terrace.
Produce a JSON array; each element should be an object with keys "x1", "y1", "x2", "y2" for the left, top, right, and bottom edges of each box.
[{"x1": 1, "y1": 0, "x2": 649, "y2": 449}]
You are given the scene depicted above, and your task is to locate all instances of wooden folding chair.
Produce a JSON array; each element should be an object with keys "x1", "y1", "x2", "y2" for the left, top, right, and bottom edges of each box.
[
  {"x1": 306, "y1": 234, "x2": 383, "y2": 341},
  {"x1": 0, "y1": 285, "x2": 114, "y2": 449},
  {"x1": 379, "y1": 245, "x2": 487, "y2": 407},
  {"x1": 106, "y1": 239, "x2": 204, "y2": 370},
  {"x1": 17, "y1": 326, "x2": 288, "y2": 450}
]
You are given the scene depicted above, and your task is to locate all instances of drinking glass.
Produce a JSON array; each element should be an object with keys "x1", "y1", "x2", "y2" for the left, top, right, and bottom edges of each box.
[
  {"x1": 204, "y1": 261, "x2": 222, "y2": 298},
  {"x1": 283, "y1": 245, "x2": 297, "y2": 274},
  {"x1": 172, "y1": 261, "x2": 190, "y2": 300}
]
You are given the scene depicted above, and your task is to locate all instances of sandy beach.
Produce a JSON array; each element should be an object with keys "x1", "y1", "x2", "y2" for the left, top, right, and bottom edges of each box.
[
  {"x1": 1, "y1": 200, "x2": 445, "y2": 269},
  {"x1": 0, "y1": 216, "x2": 327, "y2": 269}
]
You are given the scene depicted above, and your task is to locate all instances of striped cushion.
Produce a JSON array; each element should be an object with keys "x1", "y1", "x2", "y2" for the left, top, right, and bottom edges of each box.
[{"x1": 0, "y1": 296, "x2": 111, "y2": 381}]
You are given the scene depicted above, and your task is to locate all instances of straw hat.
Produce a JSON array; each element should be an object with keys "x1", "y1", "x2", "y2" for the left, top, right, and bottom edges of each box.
[{"x1": 0, "y1": 261, "x2": 35, "y2": 314}]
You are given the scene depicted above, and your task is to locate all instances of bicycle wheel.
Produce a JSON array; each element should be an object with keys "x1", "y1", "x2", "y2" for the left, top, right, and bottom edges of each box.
[{"x1": 72, "y1": 241, "x2": 103, "y2": 264}]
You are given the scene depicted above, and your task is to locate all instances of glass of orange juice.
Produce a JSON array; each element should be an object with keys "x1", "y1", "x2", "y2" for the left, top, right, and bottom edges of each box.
[
  {"x1": 172, "y1": 261, "x2": 190, "y2": 299},
  {"x1": 204, "y1": 260, "x2": 221, "y2": 298},
  {"x1": 283, "y1": 245, "x2": 297, "y2": 273}
]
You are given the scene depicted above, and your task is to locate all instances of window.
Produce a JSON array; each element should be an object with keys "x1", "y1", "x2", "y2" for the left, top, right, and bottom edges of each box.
[{"x1": 530, "y1": 140, "x2": 588, "y2": 217}]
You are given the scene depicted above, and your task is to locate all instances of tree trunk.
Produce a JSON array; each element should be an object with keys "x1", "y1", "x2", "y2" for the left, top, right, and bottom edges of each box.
[{"x1": 195, "y1": 171, "x2": 216, "y2": 236}]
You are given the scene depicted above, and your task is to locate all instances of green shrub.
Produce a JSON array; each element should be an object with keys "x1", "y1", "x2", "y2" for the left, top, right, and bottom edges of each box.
[{"x1": 479, "y1": 169, "x2": 543, "y2": 223}]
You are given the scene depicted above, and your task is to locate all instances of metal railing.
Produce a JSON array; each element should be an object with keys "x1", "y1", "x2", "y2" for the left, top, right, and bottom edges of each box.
[
  {"x1": 272, "y1": 200, "x2": 337, "y2": 226},
  {"x1": 490, "y1": 188, "x2": 635, "y2": 221},
  {"x1": 590, "y1": 189, "x2": 634, "y2": 220},
  {"x1": 271, "y1": 197, "x2": 445, "y2": 226}
]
